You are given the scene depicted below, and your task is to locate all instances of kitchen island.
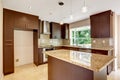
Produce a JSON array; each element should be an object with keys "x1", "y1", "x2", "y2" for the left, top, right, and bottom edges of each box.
[{"x1": 45, "y1": 49, "x2": 114, "y2": 80}]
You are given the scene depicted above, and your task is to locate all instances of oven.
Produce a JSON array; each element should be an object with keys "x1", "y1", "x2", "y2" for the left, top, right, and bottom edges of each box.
[{"x1": 43, "y1": 47, "x2": 54, "y2": 62}]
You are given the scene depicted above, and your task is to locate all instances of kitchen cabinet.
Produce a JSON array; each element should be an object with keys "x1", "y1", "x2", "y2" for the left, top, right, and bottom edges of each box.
[
  {"x1": 50, "y1": 22, "x2": 70, "y2": 39},
  {"x1": 90, "y1": 10, "x2": 113, "y2": 38},
  {"x1": 3, "y1": 9, "x2": 14, "y2": 75},
  {"x1": 50, "y1": 22, "x2": 61, "y2": 39},
  {"x1": 38, "y1": 20, "x2": 43, "y2": 38},
  {"x1": 61, "y1": 24, "x2": 69, "y2": 39},
  {"x1": 14, "y1": 11, "x2": 39, "y2": 30},
  {"x1": 39, "y1": 20, "x2": 43, "y2": 34},
  {"x1": 33, "y1": 30, "x2": 39, "y2": 66},
  {"x1": 55, "y1": 46, "x2": 63, "y2": 50},
  {"x1": 38, "y1": 48, "x2": 43, "y2": 64},
  {"x1": 62, "y1": 46, "x2": 71, "y2": 50},
  {"x1": 91, "y1": 49, "x2": 113, "y2": 75},
  {"x1": 3, "y1": 8, "x2": 39, "y2": 75},
  {"x1": 34, "y1": 47, "x2": 45, "y2": 65}
]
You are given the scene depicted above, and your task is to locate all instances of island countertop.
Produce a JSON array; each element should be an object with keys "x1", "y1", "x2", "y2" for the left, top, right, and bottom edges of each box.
[{"x1": 44, "y1": 49, "x2": 114, "y2": 72}]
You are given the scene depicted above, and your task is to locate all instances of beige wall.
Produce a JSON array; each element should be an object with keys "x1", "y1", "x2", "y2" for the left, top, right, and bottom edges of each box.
[
  {"x1": 0, "y1": 0, "x2": 3, "y2": 79},
  {"x1": 14, "y1": 30, "x2": 33, "y2": 67},
  {"x1": 117, "y1": 15, "x2": 120, "y2": 68},
  {"x1": 69, "y1": 18, "x2": 112, "y2": 47},
  {"x1": 70, "y1": 18, "x2": 90, "y2": 28},
  {"x1": 38, "y1": 34, "x2": 63, "y2": 46}
]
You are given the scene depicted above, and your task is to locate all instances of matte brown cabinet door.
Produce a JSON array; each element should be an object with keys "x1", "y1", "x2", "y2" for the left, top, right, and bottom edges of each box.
[
  {"x1": 50, "y1": 22, "x2": 61, "y2": 39},
  {"x1": 3, "y1": 8, "x2": 39, "y2": 75},
  {"x1": 61, "y1": 24, "x2": 69, "y2": 39},
  {"x1": 3, "y1": 44, "x2": 14, "y2": 74},
  {"x1": 14, "y1": 12, "x2": 27, "y2": 29},
  {"x1": 90, "y1": 10, "x2": 113, "y2": 38},
  {"x1": 38, "y1": 48, "x2": 43, "y2": 64},
  {"x1": 25, "y1": 14, "x2": 39, "y2": 30},
  {"x1": 14, "y1": 11, "x2": 39, "y2": 30},
  {"x1": 3, "y1": 9, "x2": 14, "y2": 75}
]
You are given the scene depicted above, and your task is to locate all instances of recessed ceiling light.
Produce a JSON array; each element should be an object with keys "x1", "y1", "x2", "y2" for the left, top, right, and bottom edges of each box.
[
  {"x1": 58, "y1": 1, "x2": 64, "y2": 6},
  {"x1": 60, "y1": 21, "x2": 64, "y2": 25}
]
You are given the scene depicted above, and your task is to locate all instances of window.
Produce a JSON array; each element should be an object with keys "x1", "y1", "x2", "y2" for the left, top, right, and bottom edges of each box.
[{"x1": 70, "y1": 26, "x2": 91, "y2": 46}]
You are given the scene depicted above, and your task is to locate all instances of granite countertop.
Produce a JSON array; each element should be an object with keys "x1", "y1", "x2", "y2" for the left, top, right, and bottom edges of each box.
[
  {"x1": 55, "y1": 45, "x2": 114, "y2": 51},
  {"x1": 38, "y1": 45, "x2": 113, "y2": 51},
  {"x1": 44, "y1": 49, "x2": 114, "y2": 72},
  {"x1": 38, "y1": 45, "x2": 54, "y2": 48}
]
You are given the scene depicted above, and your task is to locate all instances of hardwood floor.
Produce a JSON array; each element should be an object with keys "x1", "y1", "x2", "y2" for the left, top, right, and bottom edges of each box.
[{"x1": 3, "y1": 64, "x2": 120, "y2": 80}]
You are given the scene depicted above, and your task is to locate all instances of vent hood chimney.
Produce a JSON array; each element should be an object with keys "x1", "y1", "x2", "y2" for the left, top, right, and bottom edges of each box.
[{"x1": 43, "y1": 21, "x2": 50, "y2": 34}]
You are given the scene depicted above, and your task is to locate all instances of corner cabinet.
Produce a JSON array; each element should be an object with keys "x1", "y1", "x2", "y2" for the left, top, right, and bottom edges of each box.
[
  {"x1": 90, "y1": 10, "x2": 114, "y2": 38},
  {"x1": 50, "y1": 22, "x2": 69, "y2": 39},
  {"x1": 61, "y1": 24, "x2": 69, "y2": 39},
  {"x1": 50, "y1": 22, "x2": 61, "y2": 39}
]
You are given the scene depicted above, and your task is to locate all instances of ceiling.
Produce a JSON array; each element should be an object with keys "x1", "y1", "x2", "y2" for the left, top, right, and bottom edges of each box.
[{"x1": 2, "y1": 0, "x2": 120, "y2": 23}]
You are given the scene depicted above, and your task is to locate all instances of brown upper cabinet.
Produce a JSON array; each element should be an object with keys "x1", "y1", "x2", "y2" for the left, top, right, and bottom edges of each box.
[
  {"x1": 50, "y1": 22, "x2": 69, "y2": 39},
  {"x1": 14, "y1": 11, "x2": 39, "y2": 30},
  {"x1": 90, "y1": 10, "x2": 113, "y2": 38},
  {"x1": 61, "y1": 24, "x2": 69, "y2": 39},
  {"x1": 4, "y1": 8, "x2": 39, "y2": 30},
  {"x1": 50, "y1": 22, "x2": 61, "y2": 39}
]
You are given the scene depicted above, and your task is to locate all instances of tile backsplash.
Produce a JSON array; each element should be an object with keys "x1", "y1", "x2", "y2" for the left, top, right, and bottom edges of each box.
[
  {"x1": 38, "y1": 34, "x2": 69, "y2": 46},
  {"x1": 39, "y1": 34, "x2": 113, "y2": 48},
  {"x1": 91, "y1": 38, "x2": 113, "y2": 48}
]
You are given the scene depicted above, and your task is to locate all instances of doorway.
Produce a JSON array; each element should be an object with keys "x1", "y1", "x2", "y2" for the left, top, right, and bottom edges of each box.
[{"x1": 14, "y1": 30, "x2": 33, "y2": 67}]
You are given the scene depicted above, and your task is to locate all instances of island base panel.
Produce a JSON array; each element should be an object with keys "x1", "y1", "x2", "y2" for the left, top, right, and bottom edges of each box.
[
  {"x1": 94, "y1": 68, "x2": 107, "y2": 80},
  {"x1": 48, "y1": 56, "x2": 107, "y2": 80}
]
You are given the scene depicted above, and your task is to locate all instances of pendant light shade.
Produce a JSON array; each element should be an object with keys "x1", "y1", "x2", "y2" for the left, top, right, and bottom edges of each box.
[
  {"x1": 70, "y1": 15, "x2": 73, "y2": 20},
  {"x1": 82, "y1": 0, "x2": 88, "y2": 13},
  {"x1": 82, "y1": 6, "x2": 87, "y2": 13}
]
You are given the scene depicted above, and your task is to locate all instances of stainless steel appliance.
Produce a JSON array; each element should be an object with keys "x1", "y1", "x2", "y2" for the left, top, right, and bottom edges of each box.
[{"x1": 43, "y1": 47, "x2": 54, "y2": 62}]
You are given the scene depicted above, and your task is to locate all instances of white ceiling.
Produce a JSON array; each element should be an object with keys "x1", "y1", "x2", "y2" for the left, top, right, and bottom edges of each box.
[{"x1": 2, "y1": 0, "x2": 120, "y2": 23}]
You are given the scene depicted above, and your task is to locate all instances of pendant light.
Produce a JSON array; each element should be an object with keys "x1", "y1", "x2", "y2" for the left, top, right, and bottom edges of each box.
[
  {"x1": 59, "y1": 1, "x2": 64, "y2": 25},
  {"x1": 82, "y1": 0, "x2": 88, "y2": 13},
  {"x1": 69, "y1": 0, "x2": 73, "y2": 20}
]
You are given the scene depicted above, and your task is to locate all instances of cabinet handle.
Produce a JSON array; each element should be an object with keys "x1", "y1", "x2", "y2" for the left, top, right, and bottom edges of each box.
[
  {"x1": 5, "y1": 44, "x2": 13, "y2": 46},
  {"x1": 5, "y1": 40, "x2": 12, "y2": 41}
]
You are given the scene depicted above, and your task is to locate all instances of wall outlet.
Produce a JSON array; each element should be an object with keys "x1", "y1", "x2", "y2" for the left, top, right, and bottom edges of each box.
[
  {"x1": 102, "y1": 40, "x2": 105, "y2": 44},
  {"x1": 16, "y1": 59, "x2": 19, "y2": 62},
  {"x1": 93, "y1": 40, "x2": 96, "y2": 43}
]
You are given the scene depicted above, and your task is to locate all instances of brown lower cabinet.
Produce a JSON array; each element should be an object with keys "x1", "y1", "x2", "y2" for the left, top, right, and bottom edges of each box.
[
  {"x1": 92, "y1": 49, "x2": 113, "y2": 75},
  {"x1": 38, "y1": 48, "x2": 43, "y2": 65}
]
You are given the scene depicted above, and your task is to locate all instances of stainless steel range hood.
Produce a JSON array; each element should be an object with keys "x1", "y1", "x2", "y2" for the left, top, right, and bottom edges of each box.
[{"x1": 43, "y1": 21, "x2": 50, "y2": 34}]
